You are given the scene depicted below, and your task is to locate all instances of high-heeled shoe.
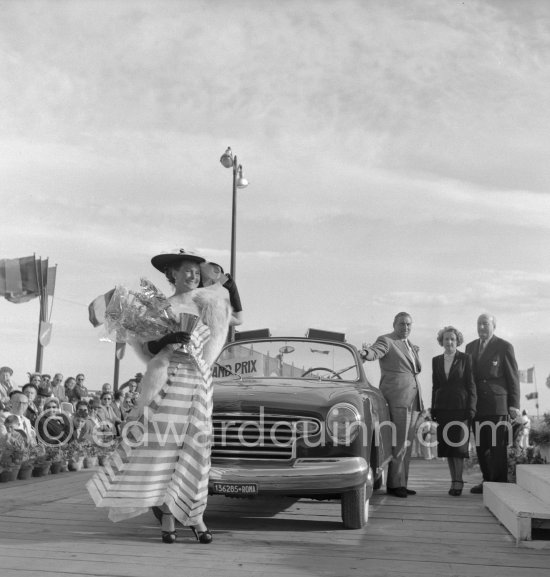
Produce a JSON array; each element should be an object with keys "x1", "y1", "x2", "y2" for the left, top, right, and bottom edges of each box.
[
  {"x1": 161, "y1": 513, "x2": 177, "y2": 544},
  {"x1": 448, "y1": 481, "x2": 464, "y2": 496},
  {"x1": 190, "y1": 526, "x2": 213, "y2": 544}
]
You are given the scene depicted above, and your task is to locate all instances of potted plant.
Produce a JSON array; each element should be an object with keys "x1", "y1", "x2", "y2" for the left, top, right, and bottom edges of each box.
[
  {"x1": 0, "y1": 433, "x2": 26, "y2": 482},
  {"x1": 31, "y1": 443, "x2": 51, "y2": 477},
  {"x1": 97, "y1": 437, "x2": 119, "y2": 466},
  {"x1": 529, "y1": 413, "x2": 550, "y2": 463},
  {"x1": 46, "y1": 446, "x2": 66, "y2": 474},
  {"x1": 64, "y1": 440, "x2": 85, "y2": 471},
  {"x1": 17, "y1": 443, "x2": 33, "y2": 480},
  {"x1": 83, "y1": 442, "x2": 99, "y2": 468}
]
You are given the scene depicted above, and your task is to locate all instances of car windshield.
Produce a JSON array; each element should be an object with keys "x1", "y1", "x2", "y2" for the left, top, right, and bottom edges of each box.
[{"x1": 213, "y1": 339, "x2": 360, "y2": 381}]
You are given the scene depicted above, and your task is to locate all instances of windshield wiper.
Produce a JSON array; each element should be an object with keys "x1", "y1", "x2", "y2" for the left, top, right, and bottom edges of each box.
[{"x1": 213, "y1": 362, "x2": 243, "y2": 381}]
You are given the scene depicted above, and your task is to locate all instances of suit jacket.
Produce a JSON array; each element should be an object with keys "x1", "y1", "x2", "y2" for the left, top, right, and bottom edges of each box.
[
  {"x1": 365, "y1": 333, "x2": 423, "y2": 410},
  {"x1": 465, "y1": 336, "x2": 520, "y2": 416},
  {"x1": 431, "y1": 351, "x2": 477, "y2": 419}
]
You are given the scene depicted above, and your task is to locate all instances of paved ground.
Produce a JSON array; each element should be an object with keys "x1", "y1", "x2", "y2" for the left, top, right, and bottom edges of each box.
[{"x1": 1, "y1": 459, "x2": 549, "y2": 577}]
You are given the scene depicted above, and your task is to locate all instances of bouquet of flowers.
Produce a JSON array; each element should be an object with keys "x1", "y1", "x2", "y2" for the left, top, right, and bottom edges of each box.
[{"x1": 103, "y1": 278, "x2": 179, "y2": 343}]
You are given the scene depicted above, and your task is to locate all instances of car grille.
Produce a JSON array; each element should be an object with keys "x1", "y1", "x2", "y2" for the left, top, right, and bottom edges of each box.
[{"x1": 212, "y1": 412, "x2": 321, "y2": 460}]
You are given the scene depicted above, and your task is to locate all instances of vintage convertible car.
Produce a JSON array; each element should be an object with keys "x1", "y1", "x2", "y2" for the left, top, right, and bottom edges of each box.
[{"x1": 209, "y1": 329, "x2": 392, "y2": 529}]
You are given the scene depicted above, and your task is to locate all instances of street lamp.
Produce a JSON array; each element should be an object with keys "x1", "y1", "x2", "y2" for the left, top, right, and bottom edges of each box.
[{"x1": 219, "y1": 147, "x2": 249, "y2": 281}]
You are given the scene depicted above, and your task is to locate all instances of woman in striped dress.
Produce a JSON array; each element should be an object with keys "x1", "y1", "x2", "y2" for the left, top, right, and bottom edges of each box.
[{"x1": 87, "y1": 249, "x2": 231, "y2": 544}]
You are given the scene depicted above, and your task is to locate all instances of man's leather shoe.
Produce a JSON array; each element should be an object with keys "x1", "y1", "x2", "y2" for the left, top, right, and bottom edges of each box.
[
  {"x1": 387, "y1": 487, "x2": 408, "y2": 498},
  {"x1": 470, "y1": 483, "x2": 483, "y2": 494},
  {"x1": 406, "y1": 489, "x2": 416, "y2": 495}
]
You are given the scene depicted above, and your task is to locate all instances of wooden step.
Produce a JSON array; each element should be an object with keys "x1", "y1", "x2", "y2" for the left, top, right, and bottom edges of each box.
[
  {"x1": 484, "y1": 481, "x2": 550, "y2": 545},
  {"x1": 516, "y1": 464, "x2": 550, "y2": 503}
]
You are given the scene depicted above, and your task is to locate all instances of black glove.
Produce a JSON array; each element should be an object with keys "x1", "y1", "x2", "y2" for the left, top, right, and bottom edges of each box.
[
  {"x1": 147, "y1": 331, "x2": 191, "y2": 355},
  {"x1": 222, "y1": 274, "x2": 235, "y2": 290}
]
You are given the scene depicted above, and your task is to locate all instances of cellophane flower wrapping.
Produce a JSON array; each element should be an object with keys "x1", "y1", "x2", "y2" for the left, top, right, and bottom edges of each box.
[{"x1": 103, "y1": 278, "x2": 178, "y2": 343}]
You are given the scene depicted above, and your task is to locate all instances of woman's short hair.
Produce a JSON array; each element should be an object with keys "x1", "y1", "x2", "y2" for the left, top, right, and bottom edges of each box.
[
  {"x1": 100, "y1": 391, "x2": 112, "y2": 400},
  {"x1": 437, "y1": 326, "x2": 464, "y2": 347}
]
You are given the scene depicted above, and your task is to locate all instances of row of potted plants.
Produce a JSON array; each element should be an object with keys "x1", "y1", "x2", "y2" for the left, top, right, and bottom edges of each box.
[
  {"x1": 529, "y1": 412, "x2": 550, "y2": 463},
  {"x1": 0, "y1": 439, "x2": 116, "y2": 483}
]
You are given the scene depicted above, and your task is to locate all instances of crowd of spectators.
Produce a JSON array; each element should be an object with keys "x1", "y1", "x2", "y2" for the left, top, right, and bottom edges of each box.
[{"x1": 0, "y1": 366, "x2": 143, "y2": 451}]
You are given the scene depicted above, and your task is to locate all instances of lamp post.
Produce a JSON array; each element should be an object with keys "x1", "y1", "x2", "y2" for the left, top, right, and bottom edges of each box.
[
  {"x1": 220, "y1": 147, "x2": 248, "y2": 342},
  {"x1": 219, "y1": 147, "x2": 249, "y2": 280}
]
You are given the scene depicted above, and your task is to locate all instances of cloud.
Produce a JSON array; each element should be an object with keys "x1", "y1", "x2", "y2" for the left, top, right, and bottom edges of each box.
[{"x1": 1, "y1": 1, "x2": 550, "y2": 408}]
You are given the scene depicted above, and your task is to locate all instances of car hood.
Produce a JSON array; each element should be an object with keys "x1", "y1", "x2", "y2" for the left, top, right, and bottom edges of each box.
[{"x1": 213, "y1": 378, "x2": 363, "y2": 413}]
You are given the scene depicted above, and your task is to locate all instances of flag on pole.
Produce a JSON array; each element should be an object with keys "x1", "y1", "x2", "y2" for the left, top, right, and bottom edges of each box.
[
  {"x1": 0, "y1": 256, "x2": 40, "y2": 303},
  {"x1": 525, "y1": 392, "x2": 538, "y2": 400},
  {"x1": 88, "y1": 289, "x2": 115, "y2": 327},
  {"x1": 518, "y1": 367, "x2": 535, "y2": 383},
  {"x1": 47, "y1": 266, "x2": 57, "y2": 296},
  {"x1": 116, "y1": 342, "x2": 126, "y2": 360},
  {"x1": 39, "y1": 321, "x2": 53, "y2": 347}
]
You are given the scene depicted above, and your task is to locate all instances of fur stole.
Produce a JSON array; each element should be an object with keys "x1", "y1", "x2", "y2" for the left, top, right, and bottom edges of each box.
[{"x1": 130, "y1": 284, "x2": 231, "y2": 413}]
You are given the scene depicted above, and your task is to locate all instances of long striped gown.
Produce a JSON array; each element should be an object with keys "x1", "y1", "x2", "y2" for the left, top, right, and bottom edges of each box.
[{"x1": 87, "y1": 322, "x2": 213, "y2": 525}]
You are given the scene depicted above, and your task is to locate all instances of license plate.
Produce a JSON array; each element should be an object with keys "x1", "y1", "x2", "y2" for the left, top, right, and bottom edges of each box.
[{"x1": 212, "y1": 482, "x2": 258, "y2": 496}]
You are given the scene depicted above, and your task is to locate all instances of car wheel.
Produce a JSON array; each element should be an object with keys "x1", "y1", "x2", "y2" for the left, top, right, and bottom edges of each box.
[{"x1": 341, "y1": 481, "x2": 369, "y2": 529}]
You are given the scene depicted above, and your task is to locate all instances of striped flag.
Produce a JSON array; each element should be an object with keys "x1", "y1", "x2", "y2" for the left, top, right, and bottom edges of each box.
[
  {"x1": 47, "y1": 266, "x2": 57, "y2": 296},
  {"x1": 518, "y1": 367, "x2": 535, "y2": 383},
  {"x1": 0, "y1": 256, "x2": 40, "y2": 303},
  {"x1": 88, "y1": 289, "x2": 115, "y2": 327}
]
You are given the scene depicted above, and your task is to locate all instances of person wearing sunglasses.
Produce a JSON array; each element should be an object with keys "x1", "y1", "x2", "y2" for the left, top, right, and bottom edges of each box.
[{"x1": 96, "y1": 391, "x2": 121, "y2": 441}]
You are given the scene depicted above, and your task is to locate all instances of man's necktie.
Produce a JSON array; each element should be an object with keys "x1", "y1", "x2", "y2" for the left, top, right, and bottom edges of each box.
[
  {"x1": 479, "y1": 339, "x2": 486, "y2": 357},
  {"x1": 404, "y1": 339, "x2": 417, "y2": 372}
]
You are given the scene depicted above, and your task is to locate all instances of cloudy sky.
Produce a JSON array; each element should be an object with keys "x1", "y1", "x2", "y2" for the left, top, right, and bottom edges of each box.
[{"x1": 1, "y1": 0, "x2": 549, "y2": 412}]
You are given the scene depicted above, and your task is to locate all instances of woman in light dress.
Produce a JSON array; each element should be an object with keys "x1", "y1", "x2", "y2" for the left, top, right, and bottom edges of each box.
[{"x1": 88, "y1": 249, "x2": 231, "y2": 544}]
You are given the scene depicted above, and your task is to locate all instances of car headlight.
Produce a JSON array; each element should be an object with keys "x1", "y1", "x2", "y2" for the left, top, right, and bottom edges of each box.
[{"x1": 326, "y1": 403, "x2": 361, "y2": 444}]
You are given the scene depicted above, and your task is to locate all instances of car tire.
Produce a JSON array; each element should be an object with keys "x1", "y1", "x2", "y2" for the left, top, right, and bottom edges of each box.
[{"x1": 341, "y1": 480, "x2": 369, "y2": 529}]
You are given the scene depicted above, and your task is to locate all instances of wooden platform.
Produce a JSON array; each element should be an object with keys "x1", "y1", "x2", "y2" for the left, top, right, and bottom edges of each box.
[{"x1": 1, "y1": 459, "x2": 550, "y2": 577}]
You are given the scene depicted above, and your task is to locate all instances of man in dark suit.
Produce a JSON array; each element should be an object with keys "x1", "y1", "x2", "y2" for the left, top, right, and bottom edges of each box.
[
  {"x1": 465, "y1": 314, "x2": 520, "y2": 493},
  {"x1": 361, "y1": 312, "x2": 423, "y2": 498}
]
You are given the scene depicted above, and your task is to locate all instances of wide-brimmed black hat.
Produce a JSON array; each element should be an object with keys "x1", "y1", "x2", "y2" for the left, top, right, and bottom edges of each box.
[{"x1": 151, "y1": 249, "x2": 206, "y2": 272}]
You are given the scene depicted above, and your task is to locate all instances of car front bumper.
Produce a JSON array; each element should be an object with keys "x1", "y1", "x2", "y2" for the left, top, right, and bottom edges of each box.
[{"x1": 209, "y1": 456, "x2": 371, "y2": 495}]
